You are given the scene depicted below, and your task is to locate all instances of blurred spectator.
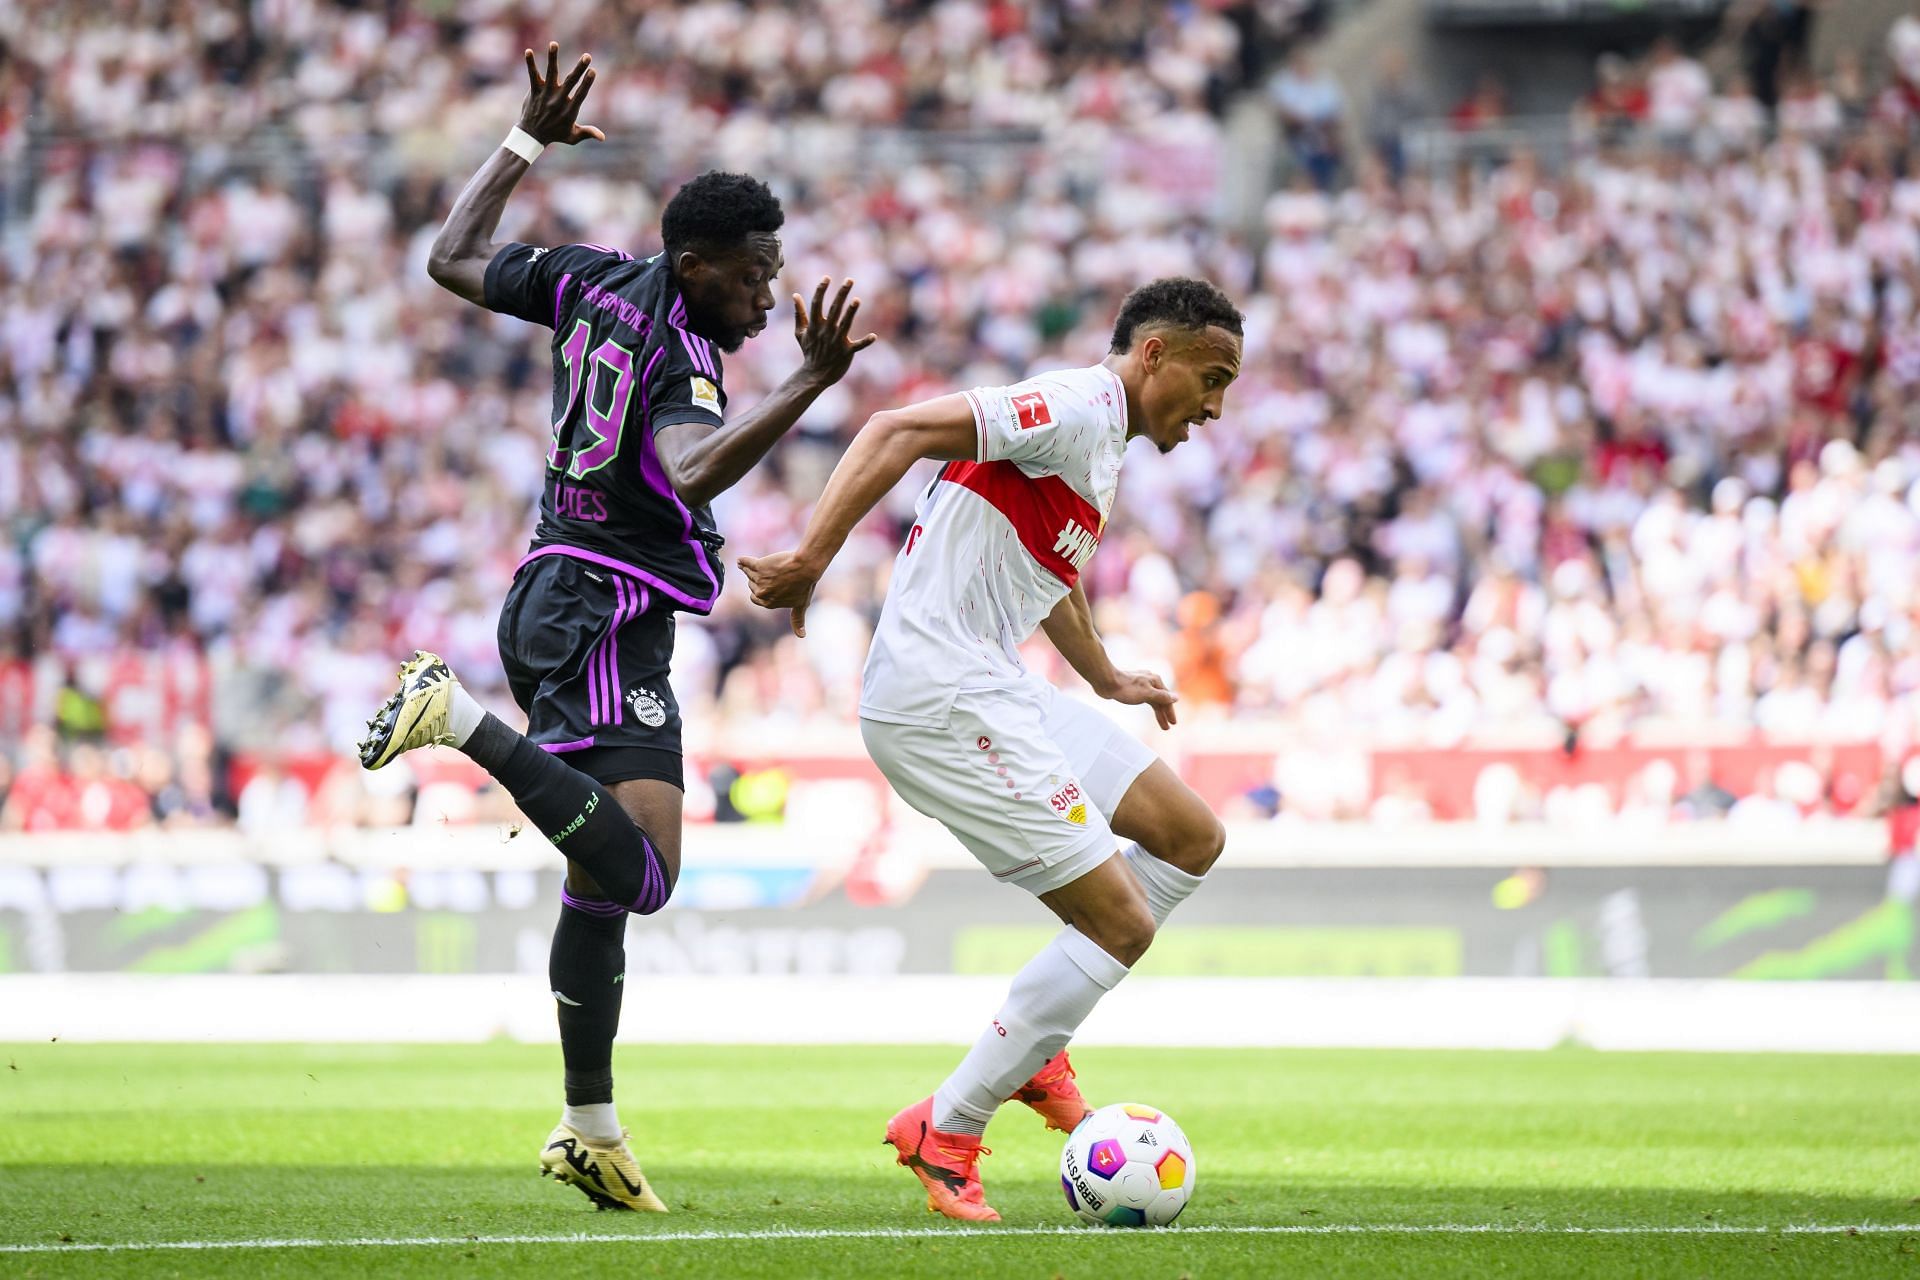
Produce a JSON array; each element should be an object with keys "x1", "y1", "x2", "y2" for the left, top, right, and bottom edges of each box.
[
  {"x1": 1731, "y1": 0, "x2": 1815, "y2": 109},
  {"x1": 1645, "y1": 37, "x2": 1711, "y2": 138},
  {"x1": 237, "y1": 757, "x2": 311, "y2": 836},
  {"x1": 1582, "y1": 53, "x2": 1651, "y2": 142},
  {"x1": 1365, "y1": 50, "x2": 1427, "y2": 181},
  {"x1": 2, "y1": 3, "x2": 1919, "y2": 834},
  {"x1": 1267, "y1": 44, "x2": 1345, "y2": 189},
  {"x1": 1450, "y1": 73, "x2": 1510, "y2": 132}
]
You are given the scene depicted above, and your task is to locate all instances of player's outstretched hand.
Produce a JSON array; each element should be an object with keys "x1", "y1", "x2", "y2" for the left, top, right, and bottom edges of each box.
[
  {"x1": 519, "y1": 42, "x2": 605, "y2": 146},
  {"x1": 793, "y1": 277, "x2": 878, "y2": 387},
  {"x1": 1103, "y1": 670, "x2": 1180, "y2": 730},
  {"x1": 738, "y1": 550, "x2": 821, "y2": 638}
]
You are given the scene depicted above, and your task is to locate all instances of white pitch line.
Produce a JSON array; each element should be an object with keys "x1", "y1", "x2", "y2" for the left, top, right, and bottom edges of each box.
[{"x1": 1, "y1": 1224, "x2": 1916, "y2": 1254}]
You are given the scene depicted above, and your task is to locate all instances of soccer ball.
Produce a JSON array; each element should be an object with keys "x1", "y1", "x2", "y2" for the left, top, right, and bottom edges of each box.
[{"x1": 1059, "y1": 1102, "x2": 1195, "y2": 1227}]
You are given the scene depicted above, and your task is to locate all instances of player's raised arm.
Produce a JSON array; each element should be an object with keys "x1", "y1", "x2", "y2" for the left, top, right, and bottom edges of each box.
[
  {"x1": 653, "y1": 276, "x2": 878, "y2": 507},
  {"x1": 1041, "y1": 583, "x2": 1179, "y2": 730},
  {"x1": 426, "y1": 42, "x2": 605, "y2": 305},
  {"x1": 738, "y1": 393, "x2": 976, "y2": 636}
]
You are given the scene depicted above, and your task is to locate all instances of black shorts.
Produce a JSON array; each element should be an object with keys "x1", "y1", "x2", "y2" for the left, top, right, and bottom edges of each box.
[{"x1": 498, "y1": 553, "x2": 684, "y2": 789}]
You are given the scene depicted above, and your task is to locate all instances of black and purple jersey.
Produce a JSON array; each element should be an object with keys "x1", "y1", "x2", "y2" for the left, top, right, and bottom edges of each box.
[{"x1": 484, "y1": 243, "x2": 728, "y2": 614}]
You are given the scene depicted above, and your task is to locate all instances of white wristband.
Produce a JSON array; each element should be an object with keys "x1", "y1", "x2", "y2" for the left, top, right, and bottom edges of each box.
[{"x1": 502, "y1": 127, "x2": 545, "y2": 164}]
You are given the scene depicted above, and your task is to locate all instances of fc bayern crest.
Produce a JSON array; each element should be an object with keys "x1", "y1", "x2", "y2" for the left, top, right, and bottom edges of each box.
[{"x1": 626, "y1": 687, "x2": 667, "y2": 728}]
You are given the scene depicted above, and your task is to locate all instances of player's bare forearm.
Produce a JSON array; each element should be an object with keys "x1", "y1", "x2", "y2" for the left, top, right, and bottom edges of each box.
[
  {"x1": 793, "y1": 398, "x2": 976, "y2": 572},
  {"x1": 1042, "y1": 582, "x2": 1180, "y2": 728},
  {"x1": 429, "y1": 43, "x2": 604, "y2": 305},
  {"x1": 659, "y1": 277, "x2": 877, "y2": 506},
  {"x1": 738, "y1": 397, "x2": 972, "y2": 635},
  {"x1": 788, "y1": 412, "x2": 932, "y2": 573},
  {"x1": 427, "y1": 151, "x2": 531, "y2": 304},
  {"x1": 1041, "y1": 583, "x2": 1122, "y2": 697},
  {"x1": 657, "y1": 372, "x2": 834, "y2": 508}
]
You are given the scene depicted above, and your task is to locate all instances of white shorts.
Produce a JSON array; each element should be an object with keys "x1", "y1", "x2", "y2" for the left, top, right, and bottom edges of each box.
[{"x1": 860, "y1": 675, "x2": 1156, "y2": 896}]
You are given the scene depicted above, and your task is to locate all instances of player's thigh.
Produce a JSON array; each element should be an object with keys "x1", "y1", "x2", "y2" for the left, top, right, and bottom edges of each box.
[
  {"x1": 496, "y1": 556, "x2": 625, "y2": 748},
  {"x1": 1041, "y1": 682, "x2": 1157, "y2": 823},
  {"x1": 860, "y1": 696, "x2": 1114, "y2": 898},
  {"x1": 1109, "y1": 758, "x2": 1225, "y2": 878}
]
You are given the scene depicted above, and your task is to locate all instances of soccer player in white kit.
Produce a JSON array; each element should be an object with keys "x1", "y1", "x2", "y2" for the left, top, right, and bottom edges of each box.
[{"x1": 740, "y1": 279, "x2": 1241, "y2": 1220}]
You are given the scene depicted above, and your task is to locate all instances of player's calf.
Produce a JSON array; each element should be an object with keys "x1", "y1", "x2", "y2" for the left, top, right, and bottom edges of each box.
[{"x1": 359, "y1": 652, "x2": 675, "y2": 914}]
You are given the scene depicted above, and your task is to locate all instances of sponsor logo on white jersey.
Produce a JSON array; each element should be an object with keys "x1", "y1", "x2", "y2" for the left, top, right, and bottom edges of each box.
[{"x1": 1053, "y1": 520, "x2": 1099, "y2": 571}]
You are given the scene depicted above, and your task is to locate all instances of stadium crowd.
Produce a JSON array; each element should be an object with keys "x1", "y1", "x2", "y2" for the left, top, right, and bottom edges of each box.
[{"x1": 4, "y1": 2, "x2": 1920, "y2": 830}]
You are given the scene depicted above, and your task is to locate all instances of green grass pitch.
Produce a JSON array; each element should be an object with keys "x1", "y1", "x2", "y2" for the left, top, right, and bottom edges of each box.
[{"x1": 3, "y1": 1042, "x2": 1918, "y2": 1277}]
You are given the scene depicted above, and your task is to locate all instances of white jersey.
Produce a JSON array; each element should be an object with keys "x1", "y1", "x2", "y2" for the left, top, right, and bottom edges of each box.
[{"x1": 860, "y1": 363, "x2": 1129, "y2": 727}]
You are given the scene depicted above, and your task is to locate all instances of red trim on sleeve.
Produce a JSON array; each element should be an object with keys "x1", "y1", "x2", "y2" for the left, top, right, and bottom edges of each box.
[{"x1": 963, "y1": 389, "x2": 989, "y2": 462}]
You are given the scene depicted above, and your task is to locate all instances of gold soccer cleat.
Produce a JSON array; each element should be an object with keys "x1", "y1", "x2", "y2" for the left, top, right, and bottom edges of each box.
[
  {"x1": 357, "y1": 650, "x2": 458, "y2": 770},
  {"x1": 539, "y1": 1122, "x2": 670, "y2": 1213}
]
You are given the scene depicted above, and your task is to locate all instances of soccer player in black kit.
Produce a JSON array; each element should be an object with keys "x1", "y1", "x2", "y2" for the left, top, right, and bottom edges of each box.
[{"x1": 356, "y1": 43, "x2": 874, "y2": 1211}]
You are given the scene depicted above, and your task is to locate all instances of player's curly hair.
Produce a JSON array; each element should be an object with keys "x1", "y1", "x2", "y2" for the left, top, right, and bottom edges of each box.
[
  {"x1": 661, "y1": 171, "x2": 785, "y2": 261},
  {"x1": 1109, "y1": 278, "x2": 1243, "y2": 353}
]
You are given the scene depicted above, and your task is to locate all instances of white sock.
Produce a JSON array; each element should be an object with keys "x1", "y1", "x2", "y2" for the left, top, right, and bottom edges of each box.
[
  {"x1": 933, "y1": 926, "x2": 1129, "y2": 1136},
  {"x1": 446, "y1": 683, "x2": 486, "y2": 747},
  {"x1": 1122, "y1": 843, "x2": 1205, "y2": 927},
  {"x1": 563, "y1": 1102, "x2": 622, "y2": 1143}
]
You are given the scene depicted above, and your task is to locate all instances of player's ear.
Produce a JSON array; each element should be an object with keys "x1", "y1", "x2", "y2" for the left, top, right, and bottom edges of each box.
[
  {"x1": 674, "y1": 248, "x2": 709, "y2": 283},
  {"x1": 1140, "y1": 334, "x2": 1166, "y2": 374}
]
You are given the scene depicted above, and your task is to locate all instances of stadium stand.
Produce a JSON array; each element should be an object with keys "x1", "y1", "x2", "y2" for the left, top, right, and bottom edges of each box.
[{"x1": 2, "y1": 3, "x2": 1920, "y2": 833}]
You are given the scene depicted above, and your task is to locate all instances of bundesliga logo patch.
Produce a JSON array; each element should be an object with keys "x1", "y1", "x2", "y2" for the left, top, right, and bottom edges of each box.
[
  {"x1": 626, "y1": 687, "x2": 667, "y2": 728},
  {"x1": 689, "y1": 376, "x2": 721, "y2": 415},
  {"x1": 1010, "y1": 390, "x2": 1052, "y2": 430}
]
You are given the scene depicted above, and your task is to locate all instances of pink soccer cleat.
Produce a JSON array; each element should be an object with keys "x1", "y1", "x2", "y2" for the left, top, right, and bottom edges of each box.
[
  {"x1": 882, "y1": 1096, "x2": 1000, "y2": 1222},
  {"x1": 1008, "y1": 1049, "x2": 1093, "y2": 1133}
]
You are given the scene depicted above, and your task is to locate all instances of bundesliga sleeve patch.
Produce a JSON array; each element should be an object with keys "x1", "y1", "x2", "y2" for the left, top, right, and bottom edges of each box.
[
  {"x1": 1010, "y1": 390, "x2": 1052, "y2": 430},
  {"x1": 689, "y1": 376, "x2": 722, "y2": 415}
]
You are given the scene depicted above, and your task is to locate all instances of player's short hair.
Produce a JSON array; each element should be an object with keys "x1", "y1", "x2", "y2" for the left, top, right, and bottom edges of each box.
[
  {"x1": 661, "y1": 171, "x2": 785, "y2": 262},
  {"x1": 1109, "y1": 278, "x2": 1243, "y2": 354}
]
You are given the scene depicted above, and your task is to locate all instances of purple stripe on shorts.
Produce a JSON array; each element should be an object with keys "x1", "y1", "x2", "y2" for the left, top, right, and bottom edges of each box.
[
  {"x1": 514, "y1": 545, "x2": 715, "y2": 615},
  {"x1": 586, "y1": 613, "x2": 603, "y2": 725},
  {"x1": 599, "y1": 575, "x2": 629, "y2": 726},
  {"x1": 561, "y1": 886, "x2": 628, "y2": 917},
  {"x1": 553, "y1": 273, "x2": 571, "y2": 328},
  {"x1": 591, "y1": 580, "x2": 610, "y2": 727},
  {"x1": 589, "y1": 582, "x2": 609, "y2": 726},
  {"x1": 542, "y1": 737, "x2": 596, "y2": 753},
  {"x1": 606, "y1": 576, "x2": 630, "y2": 726}
]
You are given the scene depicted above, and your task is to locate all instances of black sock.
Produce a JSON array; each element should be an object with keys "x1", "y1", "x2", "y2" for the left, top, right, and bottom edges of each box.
[
  {"x1": 464, "y1": 713, "x2": 673, "y2": 913},
  {"x1": 551, "y1": 894, "x2": 626, "y2": 1107}
]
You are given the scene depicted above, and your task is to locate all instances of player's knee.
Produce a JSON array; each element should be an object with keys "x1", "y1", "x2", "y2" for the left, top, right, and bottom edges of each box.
[
  {"x1": 1160, "y1": 811, "x2": 1225, "y2": 877},
  {"x1": 626, "y1": 855, "x2": 678, "y2": 917},
  {"x1": 1084, "y1": 902, "x2": 1156, "y2": 968},
  {"x1": 1189, "y1": 813, "x2": 1226, "y2": 876}
]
